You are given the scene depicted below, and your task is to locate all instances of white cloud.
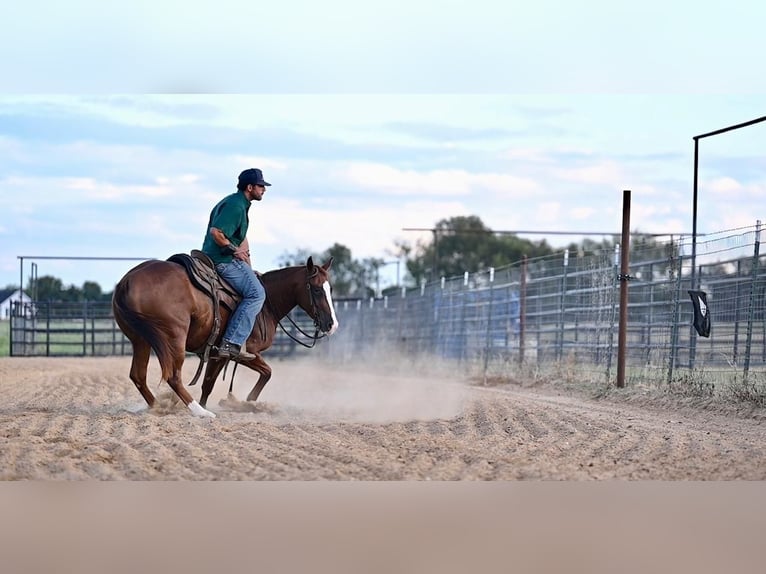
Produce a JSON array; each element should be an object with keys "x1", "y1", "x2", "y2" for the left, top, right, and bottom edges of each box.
[
  {"x1": 259, "y1": 197, "x2": 469, "y2": 262},
  {"x1": 570, "y1": 207, "x2": 596, "y2": 219},
  {"x1": 505, "y1": 146, "x2": 594, "y2": 163},
  {"x1": 553, "y1": 161, "x2": 625, "y2": 186},
  {"x1": 339, "y1": 162, "x2": 540, "y2": 197},
  {"x1": 231, "y1": 155, "x2": 289, "y2": 172},
  {"x1": 707, "y1": 176, "x2": 742, "y2": 194}
]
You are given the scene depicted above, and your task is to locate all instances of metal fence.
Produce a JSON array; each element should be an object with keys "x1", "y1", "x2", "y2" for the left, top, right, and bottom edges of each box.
[
  {"x1": 9, "y1": 300, "x2": 315, "y2": 359},
  {"x1": 324, "y1": 223, "x2": 766, "y2": 388},
  {"x1": 8, "y1": 223, "x2": 766, "y2": 391}
]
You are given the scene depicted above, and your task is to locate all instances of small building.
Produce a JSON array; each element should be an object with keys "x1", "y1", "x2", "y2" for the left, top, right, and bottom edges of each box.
[{"x1": 0, "y1": 289, "x2": 33, "y2": 319}]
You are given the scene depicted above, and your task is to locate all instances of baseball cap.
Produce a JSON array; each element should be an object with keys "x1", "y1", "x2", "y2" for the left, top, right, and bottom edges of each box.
[{"x1": 238, "y1": 168, "x2": 271, "y2": 187}]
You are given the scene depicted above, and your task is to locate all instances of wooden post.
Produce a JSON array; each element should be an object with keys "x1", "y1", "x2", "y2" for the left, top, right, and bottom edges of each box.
[{"x1": 616, "y1": 190, "x2": 631, "y2": 388}]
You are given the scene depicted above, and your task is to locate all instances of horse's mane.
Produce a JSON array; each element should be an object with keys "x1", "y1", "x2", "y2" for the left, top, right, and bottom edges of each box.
[
  {"x1": 260, "y1": 264, "x2": 304, "y2": 283},
  {"x1": 259, "y1": 265, "x2": 307, "y2": 319}
]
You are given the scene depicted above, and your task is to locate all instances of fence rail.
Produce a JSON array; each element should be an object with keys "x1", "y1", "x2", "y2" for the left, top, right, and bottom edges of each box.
[{"x1": 9, "y1": 300, "x2": 316, "y2": 359}]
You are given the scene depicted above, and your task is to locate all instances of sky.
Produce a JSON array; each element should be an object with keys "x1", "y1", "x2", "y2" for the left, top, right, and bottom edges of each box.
[{"x1": 1, "y1": 1, "x2": 764, "y2": 293}]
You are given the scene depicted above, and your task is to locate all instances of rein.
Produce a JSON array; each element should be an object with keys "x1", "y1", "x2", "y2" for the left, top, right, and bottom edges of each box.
[
  {"x1": 277, "y1": 312, "x2": 326, "y2": 348},
  {"x1": 275, "y1": 277, "x2": 328, "y2": 348}
]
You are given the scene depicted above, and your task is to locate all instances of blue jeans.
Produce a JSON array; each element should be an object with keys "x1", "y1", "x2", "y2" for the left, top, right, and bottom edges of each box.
[{"x1": 216, "y1": 259, "x2": 266, "y2": 347}]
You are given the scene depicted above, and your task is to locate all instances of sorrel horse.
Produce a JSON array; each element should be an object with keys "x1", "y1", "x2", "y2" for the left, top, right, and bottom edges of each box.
[{"x1": 112, "y1": 256, "x2": 338, "y2": 418}]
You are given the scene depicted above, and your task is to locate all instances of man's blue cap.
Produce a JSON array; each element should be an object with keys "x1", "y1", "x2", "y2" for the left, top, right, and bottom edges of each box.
[{"x1": 238, "y1": 168, "x2": 271, "y2": 187}]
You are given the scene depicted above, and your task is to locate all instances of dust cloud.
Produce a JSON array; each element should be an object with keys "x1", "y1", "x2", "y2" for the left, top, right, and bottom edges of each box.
[{"x1": 217, "y1": 353, "x2": 473, "y2": 424}]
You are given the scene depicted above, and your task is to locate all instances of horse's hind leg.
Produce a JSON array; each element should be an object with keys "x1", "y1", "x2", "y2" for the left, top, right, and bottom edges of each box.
[
  {"x1": 199, "y1": 358, "x2": 227, "y2": 408},
  {"x1": 245, "y1": 354, "x2": 273, "y2": 403},
  {"x1": 129, "y1": 339, "x2": 155, "y2": 407},
  {"x1": 162, "y1": 340, "x2": 217, "y2": 419},
  {"x1": 216, "y1": 354, "x2": 271, "y2": 413}
]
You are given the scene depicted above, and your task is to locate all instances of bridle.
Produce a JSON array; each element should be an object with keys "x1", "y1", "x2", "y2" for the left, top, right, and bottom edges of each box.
[
  {"x1": 276, "y1": 269, "x2": 330, "y2": 349},
  {"x1": 221, "y1": 266, "x2": 332, "y2": 390}
]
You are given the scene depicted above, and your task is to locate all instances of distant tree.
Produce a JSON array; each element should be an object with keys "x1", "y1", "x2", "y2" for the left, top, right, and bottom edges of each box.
[
  {"x1": 31, "y1": 275, "x2": 64, "y2": 301},
  {"x1": 82, "y1": 281, "x2": 102, "y2": 301},
  {"x1": 25, "y1": 275, "x2": 112, "y2": 301},
  {"x1": 563, "y1": 236, "x2": 618, "y2": 258},
  {"x1": 399, "y1": 215, "x2": 556, "y2": 283},
  {"x1": 563, "y1": 232, "x2": 681, "y2": 281},
  {"x1": 276, "y1": 248, "x2": 315, "y2": 269},
  {"x1": 63, "y1": 285, "x2": 81, "y2": 302},
  {"x1": 277, "y1": 242, "x2": 377, "y2": 297}
]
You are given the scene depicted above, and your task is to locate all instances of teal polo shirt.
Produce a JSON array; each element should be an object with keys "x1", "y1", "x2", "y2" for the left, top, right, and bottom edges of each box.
[{"x1": 201, "y1": 190, "x2": 251, "y2": 265}]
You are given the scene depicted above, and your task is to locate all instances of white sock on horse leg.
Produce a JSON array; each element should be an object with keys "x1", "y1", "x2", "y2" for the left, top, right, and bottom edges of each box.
[{"x1": 188, "y1": 400, "x2": 216, "y2": 418}]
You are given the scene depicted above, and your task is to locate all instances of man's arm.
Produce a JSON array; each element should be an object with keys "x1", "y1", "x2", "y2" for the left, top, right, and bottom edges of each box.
[{"x1": 209, "y1": 227, "x2": 250, "y2": 264}]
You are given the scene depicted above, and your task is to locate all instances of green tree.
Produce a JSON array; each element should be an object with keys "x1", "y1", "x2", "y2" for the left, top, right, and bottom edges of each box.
[
  {"x1": 399, "y1": 215, "x2": 556, "y2": 282},
  {"x1": 563, "y1": 232, "x2": 681, "y2": 280},
  {"x1": 82, "y1": 281, "x2": 103, "y2": 301},
  {"x1": 276, "y1": 248, "x2": 315, "y2": 269},
  {"x1": 278, "y1": 242, "x2": 376, "y2": 297},
  {"x1": 30, "y1": 275, "x2": 64, "y2": 301}
]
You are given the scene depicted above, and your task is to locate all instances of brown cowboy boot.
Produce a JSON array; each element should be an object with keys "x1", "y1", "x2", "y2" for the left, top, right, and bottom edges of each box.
[{"x1": 216, "y1": 340, "x2": 256, "y2": 362}]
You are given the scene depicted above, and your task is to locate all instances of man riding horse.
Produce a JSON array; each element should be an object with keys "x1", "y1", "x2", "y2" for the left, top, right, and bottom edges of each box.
[
  {"x1": 112, "y1": 165, "x2": 339, "y2": 418},
  {"x1": 201, "y1": 168, "x2": 271, "y2": 362}
]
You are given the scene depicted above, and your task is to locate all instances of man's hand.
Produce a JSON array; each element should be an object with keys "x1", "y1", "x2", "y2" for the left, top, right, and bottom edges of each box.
[
  {"x1": 232, "y1": 244, "x2": 250, "y2": 265},
  {"x1": 211, "y1": 227, "x2": 251, "y2": 266}
]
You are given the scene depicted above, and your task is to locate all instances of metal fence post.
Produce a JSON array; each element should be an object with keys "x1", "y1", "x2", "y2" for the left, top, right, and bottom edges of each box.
[
  {"x1": 606, "y1": 244, "x2": 619, "y2": 381},
  {"x1": 644, "y1": 261, "x2": 654, "y2": 365},
  {"x1": 668, "y1": 238, "x2": 684, "y2": 384},
  {"x1": 733, "y1": 258, "x2": 743, "y2": 365},
  {"x1": 81, "y1": 300, "x2": 87, "y2": 356},
  {"x1": 557, "y1": 250, "x2": 569, "y2": 362},
  {"x1": 519, "y1": 255, "x2": 527, "y2": 366},
  {"x1": 743, "y1": 220, "x2": 762, "y2": 381},
  {"x1": 459, "y1": 272, "x2": 469, "y2": 364},
  {"x1": 45, "y1": 301, "x2": 51, "y2": 357},
  {"x1": 483, "y1": 267, "x2": 495, "y2": 382}
]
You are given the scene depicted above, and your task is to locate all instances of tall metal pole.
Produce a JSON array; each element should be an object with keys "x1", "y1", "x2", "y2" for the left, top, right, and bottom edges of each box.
[
  {"x1": 616, "y1": 190, "x2": 631, "y2": 388},
  {"x1": 691, "y1": 115, "x2": 766, "y2": 288},
  {"x1": 691, "y1": 137, "x2": 699, "y2": 291},
  {"x1": 18, "y1": 256, "x2": 23, "y2": 308}
]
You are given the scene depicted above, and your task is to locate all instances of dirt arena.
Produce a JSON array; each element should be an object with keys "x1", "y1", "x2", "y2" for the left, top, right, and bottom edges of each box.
[{"x1": 1, "y1": 355, "x2": 766, "y2": 480}]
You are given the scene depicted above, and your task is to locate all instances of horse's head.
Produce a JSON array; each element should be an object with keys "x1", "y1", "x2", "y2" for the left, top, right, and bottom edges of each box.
[{"x1": 302, "y1": 256, "x2": 339, "y2": 335}]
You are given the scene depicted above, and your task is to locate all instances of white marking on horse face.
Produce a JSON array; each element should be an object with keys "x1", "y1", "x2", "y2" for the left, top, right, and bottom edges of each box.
[
  {"x1": 322, "y1": 281, "x2": 339, "y2": 335},
  {"x1": 188, "y1": 400, "x2": 216, "y2": 418}
]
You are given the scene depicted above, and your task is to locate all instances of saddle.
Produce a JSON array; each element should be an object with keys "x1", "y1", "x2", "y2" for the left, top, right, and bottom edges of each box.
[
  {"x1": 168, "y1": 250, "x2": 241, "y2": 313},
  {"x1": 166, "y1": 250, "x2": 243, "y2": 363},
  {"x1": 167, "y1": 251, "x2": 268, "y2": 370}
]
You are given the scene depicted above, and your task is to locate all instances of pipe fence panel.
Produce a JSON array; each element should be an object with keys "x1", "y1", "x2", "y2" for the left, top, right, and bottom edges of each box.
[{"x1": 326, "y1": 225, "x2": 766, "y2": 387}]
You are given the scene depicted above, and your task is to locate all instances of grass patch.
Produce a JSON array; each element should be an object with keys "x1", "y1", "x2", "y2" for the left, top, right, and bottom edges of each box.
[{"x1": 0, "y1": 320, "x2": 9, "y2": 357}]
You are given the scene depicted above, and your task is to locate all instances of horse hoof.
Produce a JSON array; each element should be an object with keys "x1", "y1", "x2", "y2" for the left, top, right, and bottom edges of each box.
[{"x1": 188, "y1": 400, "x2": 216, "y2": 418}]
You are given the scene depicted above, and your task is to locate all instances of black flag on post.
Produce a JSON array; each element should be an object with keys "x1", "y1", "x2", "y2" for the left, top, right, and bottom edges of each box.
[{"x1": 687, "y1": 290, "x2": 711, "y2": 338}]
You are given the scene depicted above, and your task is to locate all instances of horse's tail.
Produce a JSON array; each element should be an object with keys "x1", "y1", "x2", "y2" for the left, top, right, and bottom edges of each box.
[{"x1": 112, "y1": 275, "x2": 175, "y2": 381}]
